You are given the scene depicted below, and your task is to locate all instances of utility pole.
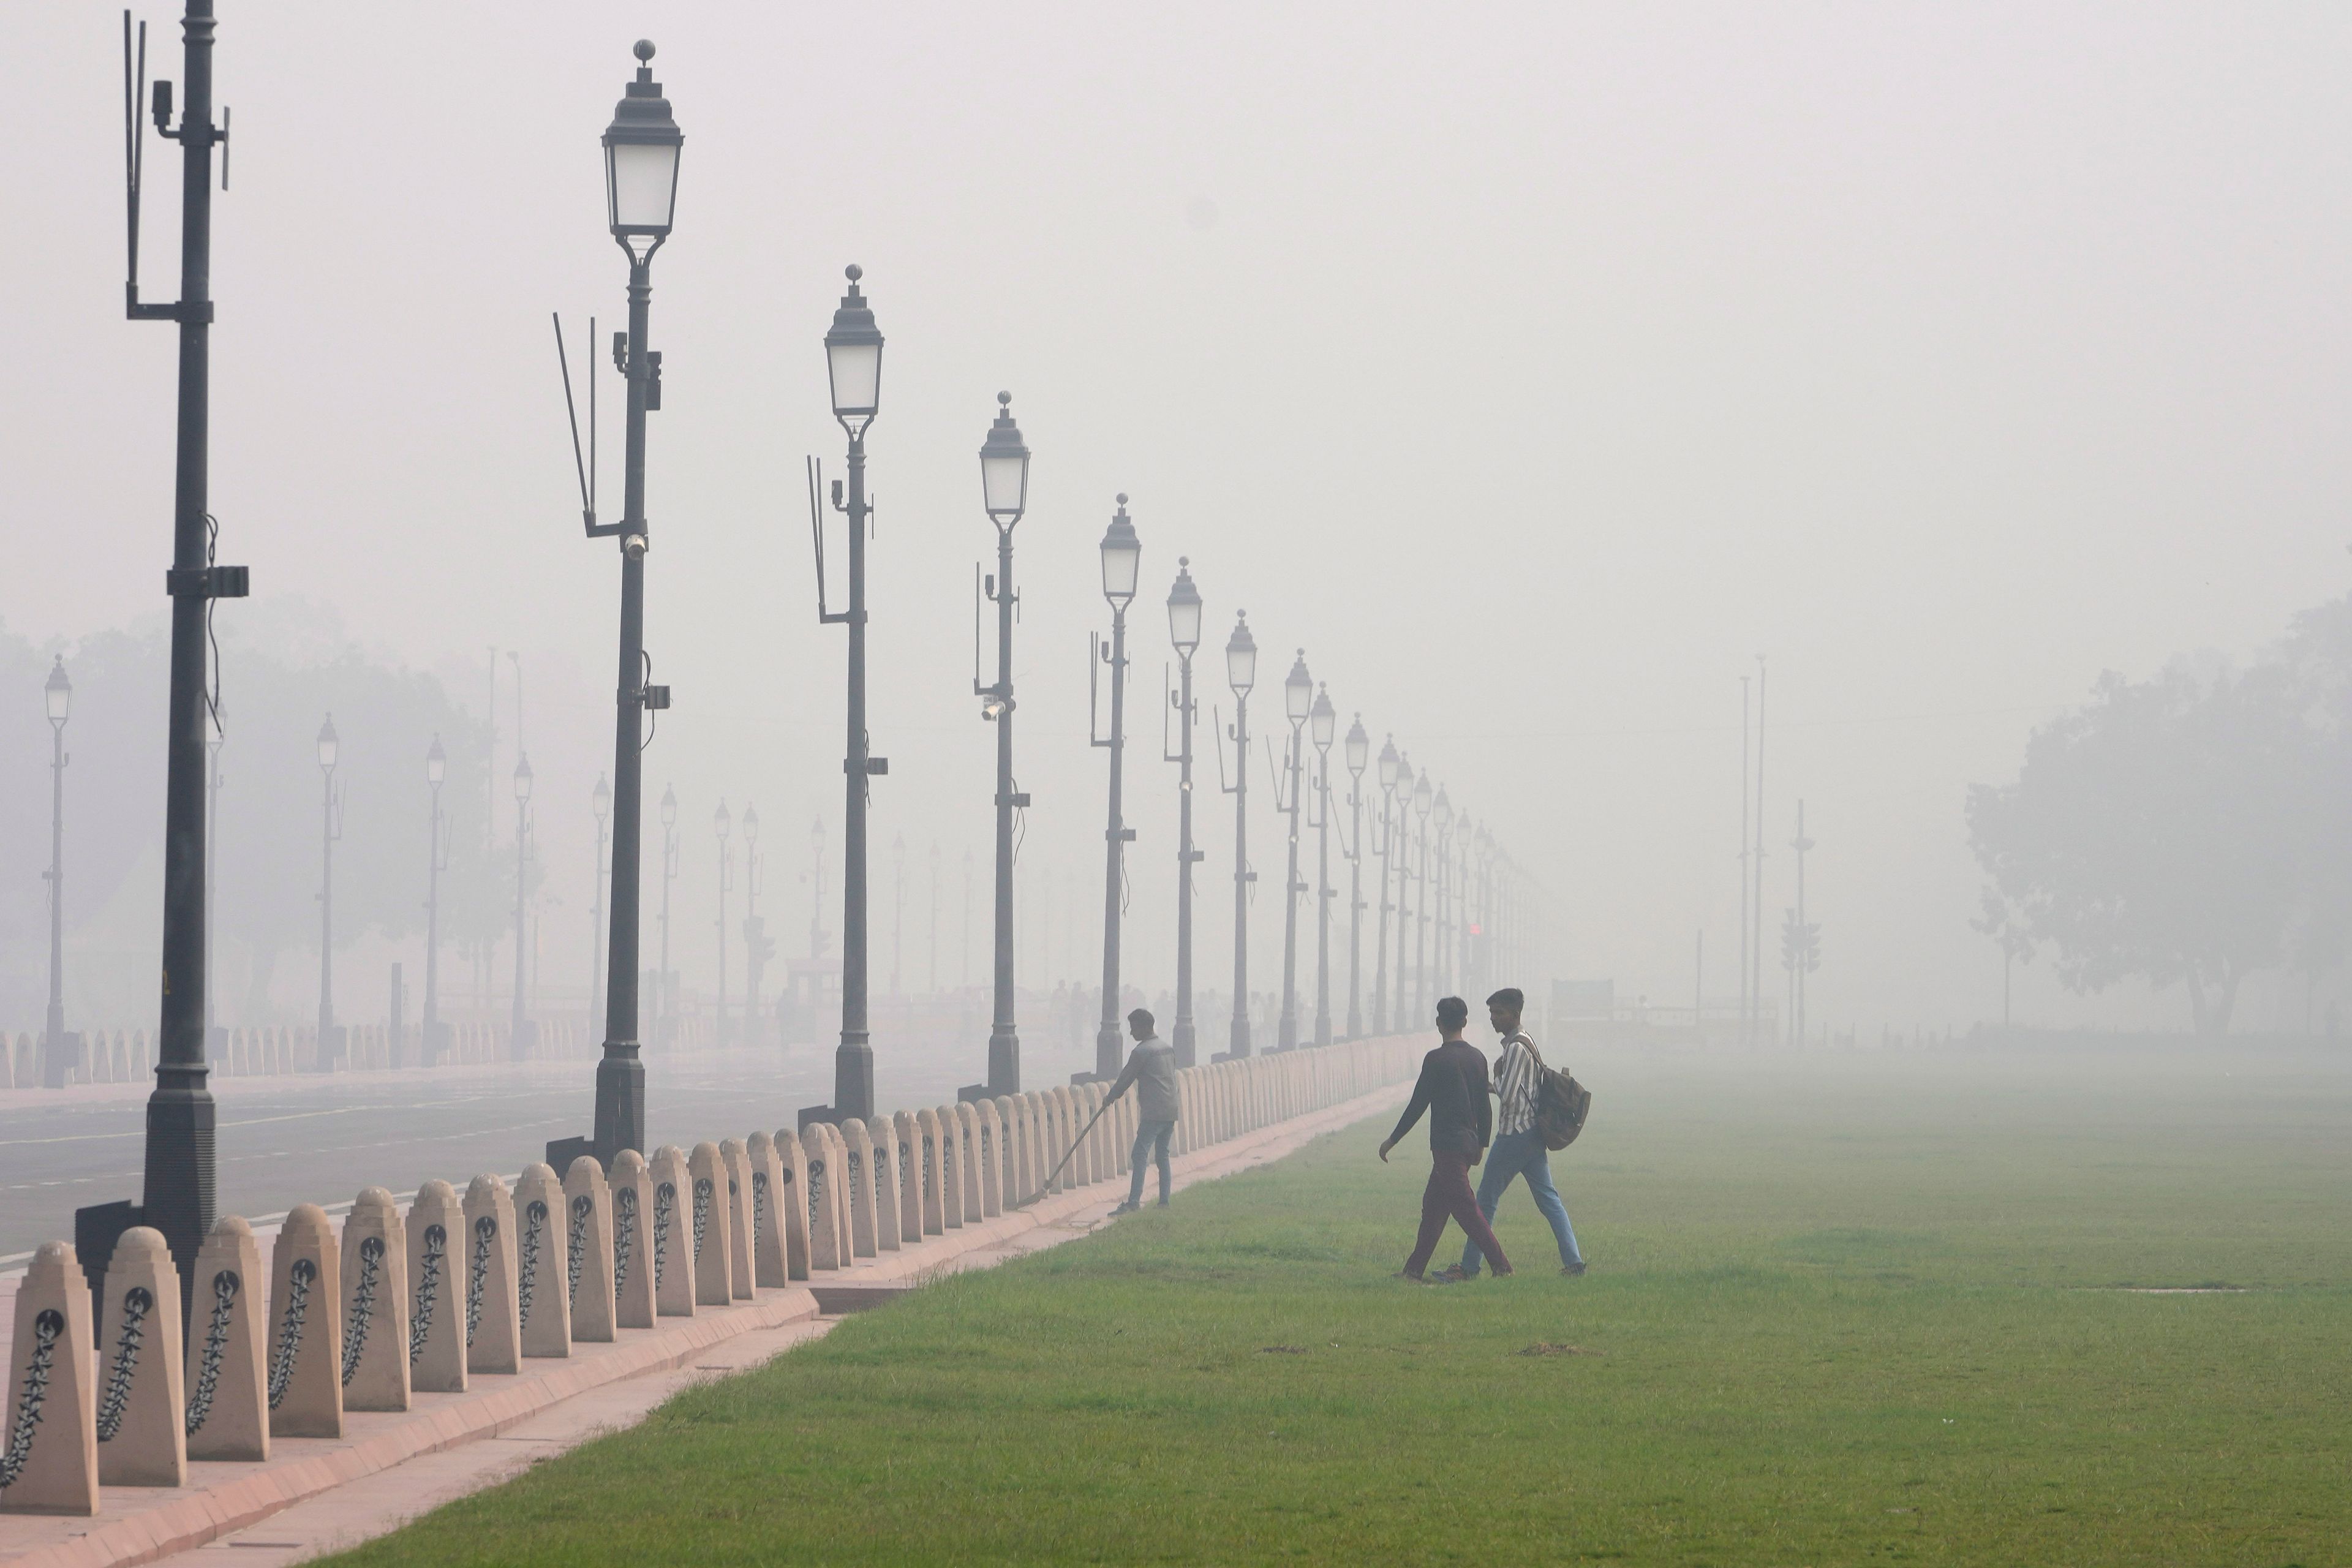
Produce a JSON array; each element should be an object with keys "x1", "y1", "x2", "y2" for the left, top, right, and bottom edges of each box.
[{"x1": 1089, "y1": 497, "x2": 1141, "y2": 1081}]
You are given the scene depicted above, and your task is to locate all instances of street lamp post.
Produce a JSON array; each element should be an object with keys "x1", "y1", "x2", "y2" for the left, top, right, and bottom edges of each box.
[
  {"x1": 1164, "y1": 559, "x2": 1203, "y2": 1068},
  {"x1": 1373, "y1": 735, "x2": 1398, "y2": 1038},
  {"x1": 658, "y1": 785, "x2": 677, "y2": 1050},
  {"x1": 1275, "y1": 652, "x2": 1312, "y2": 1052},
  {"x1": 1220, "y1": 612, "x2": 1258, "y2": 1059},
  {"x1": 511, "y1": 752, "x2": 533, "y2": 1060},
  {"x1": 591, "y1": 774, "x2": 611, "y2": 1040},
  {"x1": 554, "y1": 39, "x2": 684, "y2": 1171},
  {"x1": 967, "y1": 393, "x2": 1031, "y2": 1101},
  {"x1": 1391, "y1": 755, "x2": 1414, "y2": 1025},
  {"x1": 820, "y1": 264, "x2": 886, "y2": 1125},
  {"x1": 1431, "y1": 786, "x2": 1453, "y2": 998},
  {"x1": 1411, "y1": 771, "x2": 1433, "y2": 1017},
  {"x1": 42, "y1": 659, "x2": 72, "y2": 1088},
  {"x1": 317, "y1": 717, "x2": 343, "y2": 1071},
  {"x1": 1310, "y1": 685, "x2": 1336, "y2": 1048},
  {"x1": 714, "y1": 801, "x2": 732, "y2": 1045},
  {"x1": 1089, "y1": 497, "x2": 1142, "y2": 1082},
  {"x1": 743, "y1": 803, "x2": 764, "y2": 1035},
  {"x1": 424, "y1": 737, "x2": 447, "y2": 1066},
  {"x1": 203, "y1": 700, "x2": 223, "y2": 1060},
  {"x1": 1343, "y1": 715, "x2": 1368, "y2": 1041}
]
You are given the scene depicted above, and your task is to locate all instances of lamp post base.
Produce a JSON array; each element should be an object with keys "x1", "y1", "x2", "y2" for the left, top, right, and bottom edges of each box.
[
  {"x1": 1093, "y1": 1022, "x2": 1123, "y2": 1081},
  {"x1": 1170, "y1": 1018, "x2": 1196, "y2": 1069},
  {"x1": 834, "y1": 1038, "x2": 874, "y2": 1125},
  {"x1": 547, "y1": 1042, "x2": 644, "y2": 1173},
  {"x1": 984, "y1": 1025, "x2": 1020, "y2": 1098}
]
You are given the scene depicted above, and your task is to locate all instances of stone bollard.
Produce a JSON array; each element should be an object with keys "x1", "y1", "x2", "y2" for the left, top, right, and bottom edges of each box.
[
  {"x1": 648, "y1": 1146, "x2": 697, "y2": 1317},
  {"x1": 184, "y1": 1216, "x2": 268, "y2": 1461},
  {"x1": 461, "y1": 1175, "x2": 522, "y2": 1376},
  {"x1": 96, "y1": 1226, "x2": 186, "y2": 1486},
  {"x1": 1, "y1": 1242, "x2": 98, "y2": 1515},
  {"x1": 798, "y1": 1128, "x2": 841, "y2": 1272},
  {"x1": 892, "y1": 1111, "x2": 925, "y2": 1242},
  {"x1": 916, "y1": 1109, "x2": 948, "y2": 1235},
  {"x1": 976, "y1": 1099, "x2": 1006, "y2": 1215},
  {"x1": 745, "y1": 1134, "x2": 790, "y2": 1288},
  {"x1": 514, "y1": 1164, "x2": 572, "y2": 1359},
  {"x1": 1044, "y1": 1088, "x2": 1074, "y2": 1186},
  {"x1": 339, "y1": 1189, "x2": 411, "y2": 1412},
  {"x1": 267, "y1": 1204, "x2": 343, "y2": 1438},
  {"x1": 840, "y1": 1122, "x2": 880, "y2": 1259},
  {"x1": 405, "y1": 1182, "x2": 467, "y2": 1393},
  {"x1": 718, "y1": 1140, "x2": 756, "y2": 1300},
  {"x1": 769, "y1": 1129, "x2": 813, "y2": 1279},
  {"x1": 687, "y1": 1143, "x2": 736, "y2": 1307},
  {"x1": 870, "y1": 1120, "x2": 903, "y2": 1251},
  {"x1": 992, "y1": 1096, "x2": 1026, "y2": 1204},
  {"x1": 956, "y1": 1101, "x2": 989, "y2": 1221},
  {"x1": 935, "y1": 1106, "x2": 967, "y2": 1230},
  {"x1": 562, "y1": 1157, "x2": 617, "y2": 1343},
  {"x1": 608, "y1": 1150, "x2": 655, "y2": 1330},
  {"x1": 824, "y1": 1123, "x2": 855, "y2": 1264},
  {"x1": 1026, "y1": 1095, "x2": 1054, "y2": 1195}
]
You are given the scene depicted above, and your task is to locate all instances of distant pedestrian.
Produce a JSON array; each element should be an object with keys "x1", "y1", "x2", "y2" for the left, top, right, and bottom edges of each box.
[
  {"x1": 1379, "y1": 997, "x2": 1511, "y2": 1280},
  {"x1": 1105, "y1": 1008, "x2": 1178, "y2": 1213},
  {"x1": 1437, "y1": 988, "x2": 1584, "y2": 1281}
]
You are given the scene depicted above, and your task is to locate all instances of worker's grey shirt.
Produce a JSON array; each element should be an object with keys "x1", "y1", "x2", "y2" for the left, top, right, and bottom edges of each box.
[{"x1": 1107, "y1": 1037, "x2": 1181, "y2": 1122}]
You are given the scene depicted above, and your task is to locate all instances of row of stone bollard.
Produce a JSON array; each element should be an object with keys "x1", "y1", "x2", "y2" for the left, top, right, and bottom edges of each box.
[{"x1": 0, "y1": 1035, "x2": 1417, "y2": 1515}]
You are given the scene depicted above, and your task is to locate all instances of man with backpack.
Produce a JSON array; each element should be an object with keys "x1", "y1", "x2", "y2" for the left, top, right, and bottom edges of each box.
[
  {"x1": 1438, "y1": 987, "x2": 1586, "y2": 1281},
  {"x1": 1379, "y1": 996, "x2": 1512, "y2": 1280}
]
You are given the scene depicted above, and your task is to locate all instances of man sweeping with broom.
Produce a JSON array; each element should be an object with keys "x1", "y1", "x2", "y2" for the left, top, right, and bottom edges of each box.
[{"x1": 1104, "y1": 1008, "x2": 1179, "y2": 1214}]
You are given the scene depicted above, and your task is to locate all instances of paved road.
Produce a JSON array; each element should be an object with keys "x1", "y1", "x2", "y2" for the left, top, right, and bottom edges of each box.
[{"x1": 0, "y1": 1037, "x2": 1081, "y2": 1262}]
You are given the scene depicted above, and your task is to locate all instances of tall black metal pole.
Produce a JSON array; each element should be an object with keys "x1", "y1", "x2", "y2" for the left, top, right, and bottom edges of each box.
[
  {"x1": 1222, "y1": 614, "x2": 1256, "y2": 1060},
  {"x1": 1277, "y1": 703, "x2": 1305, "y2": 1051},
  {"x1": 1344, "y1": 743, "x2": 1364, "y2": 1042},
  {"x1": 986, "y1": 521, "x2": 1022, "y2": 1093},
  {"x1": 1169, "y1": 632, "x2": 1198, "y2": 1068},
  {"x1": 835, "y1": 429, "x2": 875, "y2": 1120},
  {"x1": 1092, "y1": 595, "x2": 1130, "y2": 1082},
  {"x1": 1313, "y1": 725, "x2": 1333, "y2": 1049},
  {"x1": 1372, "y1": 773, "x2": 1393, "y2": 1038},
  {"x1": 43, "y1": 670, "x2": 69, "y2": 1088},
  {"x1": 203, "y1": 706, "x2": 219, "y2": 1057}
]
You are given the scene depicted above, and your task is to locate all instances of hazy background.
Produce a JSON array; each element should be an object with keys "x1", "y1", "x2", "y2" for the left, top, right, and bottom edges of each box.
[{"x1": 6, "y1": 2, "x2": 2351, "y2": 1045}]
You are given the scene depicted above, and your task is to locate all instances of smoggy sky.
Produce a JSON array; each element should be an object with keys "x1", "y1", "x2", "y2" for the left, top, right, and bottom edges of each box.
[{"x1": 6, "y1": 2, "x2": 2350, "y2": 1036}]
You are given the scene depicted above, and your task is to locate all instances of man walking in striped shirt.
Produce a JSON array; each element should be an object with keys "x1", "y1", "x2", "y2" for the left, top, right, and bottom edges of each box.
[{"x1": 1439, "y1": 987, "x2": 1586, "y2": 1281}]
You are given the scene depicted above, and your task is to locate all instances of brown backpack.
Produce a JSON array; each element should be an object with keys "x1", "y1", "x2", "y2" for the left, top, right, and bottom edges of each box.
[{"x1": 1525, "y1": 1040, "x2": 1592, "y2": 1151}]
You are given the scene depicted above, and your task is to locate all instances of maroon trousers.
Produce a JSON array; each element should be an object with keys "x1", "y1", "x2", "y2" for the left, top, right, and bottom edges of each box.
[{"x1": 1404, "y1": 1149, "x2": 1511, "y2": 1278}]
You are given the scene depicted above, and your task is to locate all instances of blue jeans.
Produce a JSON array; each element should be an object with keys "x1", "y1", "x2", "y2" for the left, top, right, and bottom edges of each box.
[
  {"x1": 1460, "y1": 1128, "x2": 1581, "y2": 1276},
  {"x1": 1129, "y1": 1120, "x2": 1174, "y2": 1205}
]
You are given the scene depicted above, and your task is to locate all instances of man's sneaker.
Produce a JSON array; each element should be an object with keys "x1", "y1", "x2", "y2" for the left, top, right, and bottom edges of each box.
[
  {"x1": 1561, "y1": 1261, "x2": 1587, "y2": 1277},
  {"x1": 1156, "y1": 1197, "x2": 1170, "y2": 1208},
  {"x1": 1110, "y1": 1200, "x2": 1139, "y2": 1216}
]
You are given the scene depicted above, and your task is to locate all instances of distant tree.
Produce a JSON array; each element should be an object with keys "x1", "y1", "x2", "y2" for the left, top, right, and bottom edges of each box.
[{"x1": 1967, "y1": 663, "x2": 2328, "y2": 1035}]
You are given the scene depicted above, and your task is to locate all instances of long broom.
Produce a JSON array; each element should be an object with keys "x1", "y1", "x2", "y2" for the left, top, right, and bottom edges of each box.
[{"x1": 1009, "y1": 1095, "x2": 1118, "y2": 1210}]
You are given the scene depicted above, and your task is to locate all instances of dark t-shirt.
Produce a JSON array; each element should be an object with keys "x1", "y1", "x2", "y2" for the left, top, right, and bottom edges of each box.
[{"x1": 1387, "y1": 1038, "x2": 1493, "y2": 1158}]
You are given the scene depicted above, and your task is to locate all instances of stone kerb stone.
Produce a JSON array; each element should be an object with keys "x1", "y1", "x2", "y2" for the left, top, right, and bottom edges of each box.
[
  {"x1": 608, "y1": 1149, "x2": 655, "y2": 1329},
  {"x1": 1, "y1": 1242, "x2": 98, "y2": 1515},
  {"x1": 915, "y1": 1109, "x2": 948, "y2": 1234},
  {"x1": 687, "y1": 1143, "x2": 736, "y2": 1307},
  {"x1": 891, "y1": 1111, "x2": 924, "y2": 1241},
  {"x1": 611, "y1": 1147, "x2": 658, "y2": 1335},
  {"x1": 969, "y1": 1101, "x2": 1001, "y2": 1218},
  {"x1": 95, "y1": 1226, "x2": 186, "y2": 1487},
  {"x1": 460, "y1": 1174, "x2": 522, "y2": 1376},
  {"x1": 404, "y1": 1183, "x2": 466, "y2": 1394},
  {"x1": 949, "y1": 1102, "x2": 982, "y2": 1225},
  {"x1": 744, "y1": 1134, "x2": 791, "y2": 1287},
  {"x1": 514, "y1": 1164, "x2": 572, "y2": 1359},
  {"x1": 267, "y1": 1203, "x2": 342, "y2": 1439},
  {"x1": 769, "y1": 1129, "x2": 814, "y2": 1279},
  {"x1": 184, "y1": 1216, "x2": 268, "y2": 1461},
  {"x1": 797, "y1": 1126, "x2": 841, "y2": 1272},
  {"x1": 867, "y1": 1121, "x2": 903, "y2": 1252},
  {"x1": 840, "y1": 1122, "x2": 880, "y2": 1259},
  {"x1": 647, "y1": 1147, "x2": 696, "y2": 1318},
  {"x1": 338, "y1": 1188, "x2": 411, "y2": 1412},
  {"x1": 562, "y1": 1156, "x2": 617, "y2": 1343},
  {"x1": 826, "y1": 1125, "x2": 855, "y2": 1264},
  {"x1": 718, "y1": 1140, "x2": 756, "y2": 1300}
]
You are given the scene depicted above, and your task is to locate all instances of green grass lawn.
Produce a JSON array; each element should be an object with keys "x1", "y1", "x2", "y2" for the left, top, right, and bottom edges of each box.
[{"x1": 328, "y1": 1046, "x2": 2352, "y2": 1566}]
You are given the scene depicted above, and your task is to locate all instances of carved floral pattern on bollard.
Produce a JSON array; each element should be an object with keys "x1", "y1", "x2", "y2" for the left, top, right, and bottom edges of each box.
[
  {"x1": 687, "y1": 1144, "x2": 736, "y2": 1307},
  {"x1": 916, "y1": 1108, "x2": 949, "y2": 1234},
  {"x1": 405, "y1": 1181, "x2": 467, "y2": 1393},
  {"x1": 718, "y1": 1140, "x2": 757, "y2": 1300},
  {"x1": 562, "y1": 1156, "x2": 617, "y2": 1343},
  {"x1": 957, "y1": 1101, "x2": 989, "y2": 1221},
  {"x1": 840, "y1": 1122, "x2": 880, "y2": 1259},
  {"x1": 1, "y1": 1242, "x2": 97, "y2": 1515},
  {"x1": 608, "y1": 1148, "x2": 656, "y2": 1330},
  {"x1": 745, "y1": 1134, "x2": 791, "y2": 1288},
  {"x1": 267, "y1": 1204, "x2": 343, "y2": 1439},
  {"x1": 648, "y1": 1146, "x2": 697, "y2": 1317},
  {"x1": 185, "y1": 1216, "x2": 268, "y2": 1461},
  {"x1": 92, "y1": 1226, "x2": 185, "y2": 1488},
  {"x1": 515, "y1": 1164, "x2": 573, "y2": 1358},
  {"x1": 799, "y1": 1128, "x2": 842, "y2": 1272},
  {"x1": 867, "y1": 1120, "x2": 903, "y2": 1253},
  {"x1": 461, "y1": 1174, "x2": 521, "y2": 1375},
  {"x1": 991, "y1": 1096, "x2": 1024, "y2": 1206},
  {"x1": 339, "y1": 1189, "x2": 412, "y2": 1411}
]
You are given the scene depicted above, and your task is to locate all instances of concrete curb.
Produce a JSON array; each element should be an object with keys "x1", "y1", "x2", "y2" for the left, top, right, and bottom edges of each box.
[{"x1": 1, "y1": 1081, "x2": 1406, "y2": 1568}]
